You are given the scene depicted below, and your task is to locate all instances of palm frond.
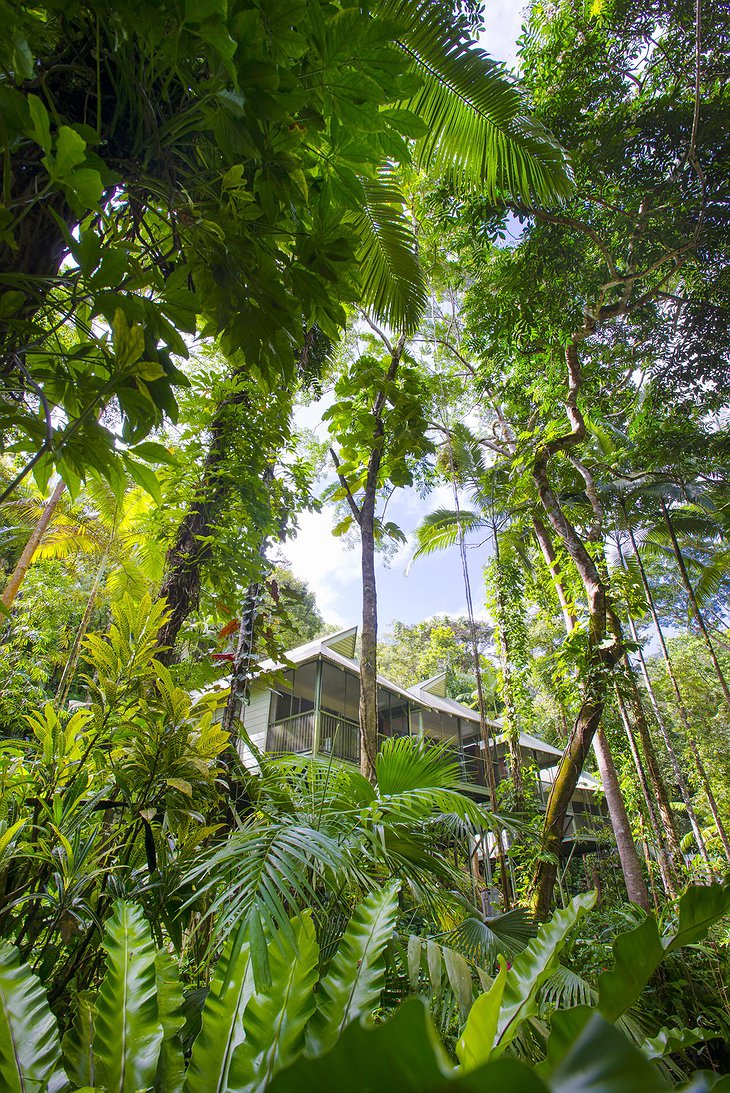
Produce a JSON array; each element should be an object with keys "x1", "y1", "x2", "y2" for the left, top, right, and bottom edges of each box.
[
  {"x1": 183, "y1": 823, "x2": 359, "y2": 964},
  {"x1": 412, "y1": 508, "x2": 487, "y2": 560},
  {"x1": 692, "y1": 550, "x2": 730, "y2": 609},
  {"x1": 448, "y1": 906, "x2": 537, "y2": 963},
  {"x1": 348, "y1": 167, "x2": 427, "y2": 332},
  {"x1": 539, "y1": 963, "x2": 596, "y2": 1012},
  {"x1": 381, "y1": 0, "x2": 573, "y2": 201},
  {"x1": 375, "y1": 735, "x2": 463, "y2": 794}
]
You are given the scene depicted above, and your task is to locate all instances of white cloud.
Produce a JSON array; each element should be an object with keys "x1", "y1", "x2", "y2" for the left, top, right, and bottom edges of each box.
[{"x1": 280, "y1": 509, "x2": 360, "y2": 627}]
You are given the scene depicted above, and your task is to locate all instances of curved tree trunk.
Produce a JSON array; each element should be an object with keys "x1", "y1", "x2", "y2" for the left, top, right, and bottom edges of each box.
[
  {"x1": 1, "y1": 479, "x2": 66, "y2": 612},
  {"x1": 531, "y1": 512, "x2": 647, "y2": 909},
  {"x1": 626, "y1": 518, "x2": 730, "y2": 863}
]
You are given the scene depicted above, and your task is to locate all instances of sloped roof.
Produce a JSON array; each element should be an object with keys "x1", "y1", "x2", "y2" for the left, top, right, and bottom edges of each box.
[{"x1": 540, "y1": 764, "x2": 601, "y2": 792}]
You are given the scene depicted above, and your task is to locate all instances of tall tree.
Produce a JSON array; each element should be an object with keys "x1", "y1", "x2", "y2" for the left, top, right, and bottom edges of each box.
[{"x1": 325, "y1": 327, "x2": 433, "y2": 780}]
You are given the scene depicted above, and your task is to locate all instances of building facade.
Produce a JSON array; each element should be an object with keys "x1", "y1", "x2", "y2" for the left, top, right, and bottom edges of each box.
[{"x1": 231, "y1": 628, "x2": 608, "y2": 851}]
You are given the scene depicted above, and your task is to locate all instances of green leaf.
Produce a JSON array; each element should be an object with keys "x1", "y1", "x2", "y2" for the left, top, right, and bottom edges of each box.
[
  {"x1": 125, "y1": 458, "x2": 162, "y2": 502},
  {"x1": 47, "y1": 125, "x2": 86, "y2": 179},
  {"x1": 62, "y1": 992, "x2": 96, "y2": 1088},
  {"x1": 93, "y1": 901, "x2": 164, "y2": 1093},
  {"x1": 456, "y1": 959, "x2": 506, "y2": 1069},
  {"x1": 229, "y1": 912, "x2": 319, "y2": 1092},
  {"x1": 548, "y1": 1012, "x2": 668, "y2": 1092},
  {"x1": 27, "y1": 94, "x2": 51, "y2": 152},
  {"x1": 642, "y1": 1024, "x2": 711, "y2": 1062},
  {"x1": 182, "y1": 938, "x2": 255, "y2": 1093},
  {"x1": 598, "y1": 881, "x2": 730, "y2": 1022},
  {"x1": 492, "y1": 891, "x2": 596, "y2": 1057},
  {"x1": 113, "y1": 308, "x2": 146, "y2": 368},
  {"x1": 66, "y1": 167, "x2": 104, "y2": 209},
  {"x1": 0, "y1": 941, "x2": 66, "y2": 1093},
  {"x1": 154, "y1": 950, "x2": 186, "y2": 1093},
  {"x1": 270, "y1": 997, "x2": 547, "y2": 1093},
  {"x1": 306, "y1": 883, "x2": 400, "y2": 1055}
]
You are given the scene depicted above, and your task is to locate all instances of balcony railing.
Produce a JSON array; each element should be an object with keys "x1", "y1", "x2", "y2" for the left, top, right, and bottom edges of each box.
[
  {"x1": 266, "y1": 711, "x2": 315, "y2": 754},
  {"x1": 319, "y1": 712, "x2": 360, "y2": 763}
]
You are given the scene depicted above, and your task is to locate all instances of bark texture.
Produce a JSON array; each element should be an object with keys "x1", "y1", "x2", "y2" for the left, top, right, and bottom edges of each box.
[{"x1": 593, "y1": 726, "x2": 650, "y2": 908}]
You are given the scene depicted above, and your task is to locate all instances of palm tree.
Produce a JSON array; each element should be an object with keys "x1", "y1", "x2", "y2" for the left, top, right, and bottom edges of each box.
[{"x1": 183, "y1": 736, "x2": 526, "y2": 979}]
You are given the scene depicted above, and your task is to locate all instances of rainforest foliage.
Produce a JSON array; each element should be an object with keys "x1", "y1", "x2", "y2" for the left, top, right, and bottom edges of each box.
[{"x1": 1, "y1": 0, "x2": 729, "y2": 1089}]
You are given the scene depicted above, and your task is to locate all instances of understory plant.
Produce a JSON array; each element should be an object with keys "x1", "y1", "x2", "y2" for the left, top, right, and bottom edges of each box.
[{"x1": 2, "y1": 881, "x2": 729, "y2": 1092}]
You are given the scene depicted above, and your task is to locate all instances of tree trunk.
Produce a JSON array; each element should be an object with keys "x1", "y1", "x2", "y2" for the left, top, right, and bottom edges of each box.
[
  {"x1": 626, "y1": 517, "x2": 730, "y2": 863},
  {"x1": 534, "y1": 516, "x2": 651, "y2": 904},
  {"x1": 614, "y1": 685, "x2": 678, "y2": 897},
  {"x1": 1, "y1": 479, "x2": 66, "y2": 612},
  {"x1": 661, "y1": 498, "x2": 730, "y2": 713},
  {"x1": 358, "y1": 491, "x2": 379, "y2": 783},
  {"x1": 155, "y1": 388, "x2": 250, "y2": 663},
  {"x1": 617, "y1": 535, "x2": 713, "y2": 867},
  {"x1": 491, "y1": 533, "x2": 524, "y2": 811},
  {"x1": 529, "y1": 344, "x2": 624, "y2": 917},
  {"x1": 619, "y1": 664, "x2": 686, "y2": 876},
  {"x1": 593, "y1": 726, "x2": 650, "y2": 908}
]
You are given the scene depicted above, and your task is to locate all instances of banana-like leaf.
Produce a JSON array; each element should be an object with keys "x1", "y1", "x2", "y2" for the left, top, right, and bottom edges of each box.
[
  {"x1": 598, "y1": 880, "x2": 730, "y2": 1022},
  {"x1": 154, "y1": 949, "x2": 186, "y2": 1093},
  {"x1": 457, "y1": 960, "x2": 506, "y2": 1070},
  {"x1": 182, "y1": 936, "x2": 255, "y2": 1093},
  {"x1": 307, "y1": 882, "x2": 400, "y2": 1055},
  {"x1": 93, "y1": 900, "x2": 164, "y2": 1093},
  {"x1": 0, "y1": 941, "x2": 66, "y2": 1093},
  {"x1": 62, "y1": 991, "x2": 96, "y2": 1088},
  {"x1": 228, "y1": 912, "x2": 320, "y2": 1092},
  {"x1": 492, "y1": 891, "x2": 596, "y2": 1057}
]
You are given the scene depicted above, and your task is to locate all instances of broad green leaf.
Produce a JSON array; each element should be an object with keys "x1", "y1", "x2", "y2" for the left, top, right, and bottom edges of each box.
[
  {"x1": 0, "y1": 942, "x2": 66, "y2": 1093},
  {"x1": 306, "y1": 883, "x2": 400, "y2": 1055},
  {"x1": 154, "y1": 950, "x2": 186, "y2": 1093},
  {"x1": 456, "y1": 959, "x2": 506, "y2": 1069},
  {"x1": 62, "y1": 991, "x2": 96, "y2": 1088},
  {"x1": 228, "y1": 912, "x2": 319, "y2": 1092},
  {"x1": 548, "y1": 1013, "x2": 668, "y2": 1092},
  {"x1": 270, "y1": 997, "x2": 547, "y2": 1093},
  {"x1": 27, "y1": 93, "x2": 51, "y2": 151},
  {"x1": 93, "y1": 901, "x2": 163, "y2": 1093},
  {"x1": 596, "y1": 915, "x2": 663, "y2": 1023},
  {"x1": 48, "y1": 125, "x2": 86, "y2": 179},
  {"x1": 598, "y1": 881, "x2": 730, "y2": 1021},
  {"x1": 182, "y1": 937, "x2": 254, "y2": 1093},
  {"x1": 642, "y1": 1025, "x2": 711, "y2": 1061},
  {"x1": 442, "y1": 946, "x2": 473, "y2": 1020},
  {"x1": 493, "y1": 891, "x2": 596, "y2": 1056}
]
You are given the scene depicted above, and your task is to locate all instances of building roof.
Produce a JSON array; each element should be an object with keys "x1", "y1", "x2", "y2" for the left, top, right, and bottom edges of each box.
[{"x1": 539, "y1": 764, "x2": 601, "y2": 792}]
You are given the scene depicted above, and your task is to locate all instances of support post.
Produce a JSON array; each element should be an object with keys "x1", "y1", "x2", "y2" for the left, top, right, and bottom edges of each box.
[{"x1": 312, "y1": 657, "x2": 323, "y2": 758}]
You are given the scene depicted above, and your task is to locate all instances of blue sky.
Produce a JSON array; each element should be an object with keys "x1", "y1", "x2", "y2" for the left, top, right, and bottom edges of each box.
[{"x1": 281, "y1": 5, "x2": 526, "y2": 632}]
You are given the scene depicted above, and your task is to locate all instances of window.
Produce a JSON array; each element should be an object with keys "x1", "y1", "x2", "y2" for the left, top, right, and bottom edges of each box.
[{"x1": 269, "y1": 662, "x2": 318, "y2": 723}]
